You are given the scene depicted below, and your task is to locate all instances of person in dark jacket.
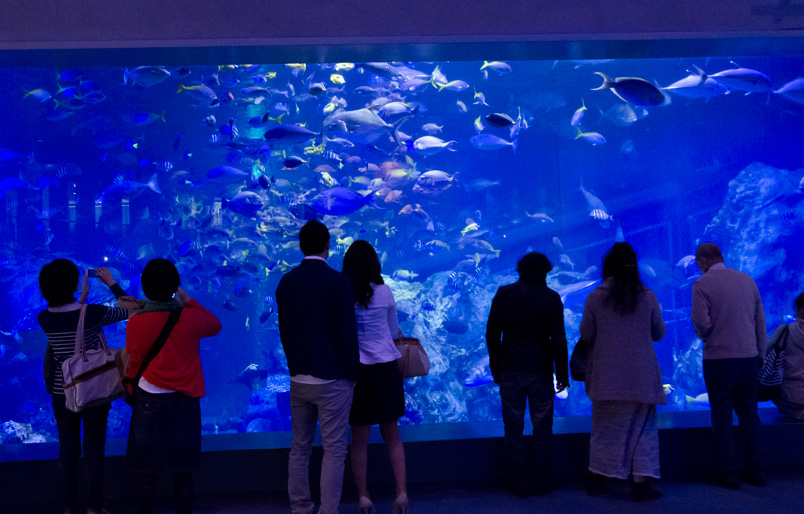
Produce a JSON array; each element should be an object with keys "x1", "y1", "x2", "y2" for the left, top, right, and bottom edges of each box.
[
  {"x1": 485, "y1": 252, "x2": 568, "y2": 497},
  {"x1": 276, "y1": 220, "x2": 360, "y2": 514}
]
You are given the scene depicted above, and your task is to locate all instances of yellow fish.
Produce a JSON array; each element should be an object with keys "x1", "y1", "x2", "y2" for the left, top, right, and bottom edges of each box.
[
  {"x1": 330, "y1": 73, "x2": 345, "y2": 85},
  {"x1": 335, "y1": 63, "x2": 354, "y2": 71},
  {"x1": 392, "y1": 270, "x2": 419, "y2": 280},
  {"x1": 320, "y1": 172, "x2": 337, "y2": 188},
  {"x1": 267, "y1": 72, "x2": 277, "y2": 79},
  {"x1": 461, "y1": 219, "x2": 480, "y2": 237},
  {"x1": 349, "y1": 176, "x2": 371, "y2": 187},
  {"x1": 285, "y1": 63, "x2": 306, "y2": 72},
  {"x1": 336, "y1": 236, "x2": 354, "y2": 247},
  {"x1": 303, "y1": 141, "x2": 326, "y2": 156}
]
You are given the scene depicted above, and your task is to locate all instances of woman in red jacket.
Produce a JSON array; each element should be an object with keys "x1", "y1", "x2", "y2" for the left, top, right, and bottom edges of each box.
[{"x1": 124, "y1": 258, "x2": 221, "y2": 514}]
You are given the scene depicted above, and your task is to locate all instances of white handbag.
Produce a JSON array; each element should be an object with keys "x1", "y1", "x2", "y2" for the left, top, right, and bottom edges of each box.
[
  {"x1": 394, "y1": 336, "x2": 431, "y2": 379},
  {"x1": 62, "y1": 303, "x2": 124, "y2": 412}
]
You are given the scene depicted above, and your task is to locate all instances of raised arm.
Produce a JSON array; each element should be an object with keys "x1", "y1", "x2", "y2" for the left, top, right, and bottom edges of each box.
[{"x1": 180, "y1": 288, "x2": 222, "y2": 338}]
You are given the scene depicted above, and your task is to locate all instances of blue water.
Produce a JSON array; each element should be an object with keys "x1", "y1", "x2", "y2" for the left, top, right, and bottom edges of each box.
[{"x1": 1, "y1": 56, "x2": 803, "y2": 444}]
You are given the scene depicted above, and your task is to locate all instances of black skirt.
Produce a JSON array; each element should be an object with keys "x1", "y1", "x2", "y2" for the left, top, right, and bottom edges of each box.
[
  {"x1": 126, "y1": 389, "x2": 201, "y2": 473},
  {"x1": 349, "y1": 360, "x2": 405, "y2": 425}
]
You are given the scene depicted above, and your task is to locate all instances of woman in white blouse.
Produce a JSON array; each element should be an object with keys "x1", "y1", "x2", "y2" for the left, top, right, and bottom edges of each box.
[{"x1": 342, "y1": 240, "x2": 408, "y2": 514}]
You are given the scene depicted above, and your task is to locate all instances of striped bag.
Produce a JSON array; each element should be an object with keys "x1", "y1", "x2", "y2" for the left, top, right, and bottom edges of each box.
[{"x1": 758, "y1": 325, "x2": 790, "y2": 402}]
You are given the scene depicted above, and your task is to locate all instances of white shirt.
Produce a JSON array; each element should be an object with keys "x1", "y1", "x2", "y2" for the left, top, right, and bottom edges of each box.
[{"x1": 355, "y1": 284, "x2": 402, "y2": 365}]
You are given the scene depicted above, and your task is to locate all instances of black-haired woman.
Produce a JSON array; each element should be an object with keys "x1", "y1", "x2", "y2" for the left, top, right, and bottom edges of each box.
[
  {"x1": 38, "y1": 260, "x2": 129, "y2": 514},
  {"x1": 580, "y1": 243, "x2": 666, "y2": 502},
  {"x1": 123, "y1": 258, "x2": 221, "y2": 514},
  {"x1": 342, "y1": 240, "x2": 408, "y2": 514}
]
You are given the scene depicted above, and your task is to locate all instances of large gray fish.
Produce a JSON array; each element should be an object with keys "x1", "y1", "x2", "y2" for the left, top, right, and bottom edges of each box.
[
  {"x1": 593, "y1": 72, "x2": 669, "y2": 107},
  {"x1": 324, "y1": 108, "x2": 407, "y2": 145},
  {"x1": 123, "y1": 66, "x2": 171, "y2": 87},
  {"x1": 708, "y1": 62, "x2": 772, "y2": 94},
  {"x1": 663, "y1": 66, "x2": 729, "y2": 100},
  {"x1": 775, "y1": 77, "x2": 804, "y2": 105}
]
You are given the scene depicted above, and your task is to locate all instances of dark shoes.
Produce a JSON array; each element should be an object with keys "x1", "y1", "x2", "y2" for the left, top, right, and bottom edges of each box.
[
  {"x1": 586, "y1": 472, "x2": 607, "y2": 496},
  {"x1": 740, "y1": 471, "x2": 767, "y2": 487},
  {"x1": 631, "y1": 478, "x2": 662, "y2": 502},
  {"x1": 708, "y1": 474, "x2": 741, "y2": 490}
]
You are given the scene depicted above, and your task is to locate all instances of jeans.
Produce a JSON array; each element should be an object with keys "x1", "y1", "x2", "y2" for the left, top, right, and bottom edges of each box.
[
  {"x1": 703, "y1": 357, "x2": 764, "y2": 480},
  {"x1": 127, "y1": 390, "x2": 201, "y2": 473},
  {"x1": 499, "y1": 371, "x2": 555, "y2": 488},
  {"x1": 51, "y1": 394, "x2": 110, "y2": 512},
  {"x1": 288, "y1": 379, "x2": 355, "y2": 514}
]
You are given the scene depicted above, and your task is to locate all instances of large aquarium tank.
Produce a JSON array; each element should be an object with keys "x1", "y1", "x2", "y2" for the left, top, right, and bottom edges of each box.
[{"x1": 1, "y1": 51, "x2": 803, "y2": 447}]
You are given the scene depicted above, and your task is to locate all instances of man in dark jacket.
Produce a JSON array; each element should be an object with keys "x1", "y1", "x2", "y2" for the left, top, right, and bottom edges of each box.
[
  {"x1": 276, "y1": 220, "x2": 360, "y2": 514},
  {"x1": 486, "y1": 252, "x2": 569, "y2": 497}
]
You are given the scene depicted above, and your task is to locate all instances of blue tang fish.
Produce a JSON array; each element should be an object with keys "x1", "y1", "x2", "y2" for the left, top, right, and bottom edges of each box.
[{"x1": 310, "y1": 188, "x2": 378, "y2": 216}]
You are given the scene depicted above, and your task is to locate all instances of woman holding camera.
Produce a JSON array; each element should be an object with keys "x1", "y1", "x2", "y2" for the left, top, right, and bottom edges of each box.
[
  {"x1": 38, "y1": 261, "x2": 129, "y2": 514},
  {"x1": 123, "y1": 258, "x2": 221, "y2": 514}
]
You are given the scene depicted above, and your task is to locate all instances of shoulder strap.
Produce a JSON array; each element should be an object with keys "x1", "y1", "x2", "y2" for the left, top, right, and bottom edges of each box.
[
  {"x1": 779, "y1": 324, "x2": 792, "y2": 351},
  {"x1": 74, "y1": 304, "x2": 88, "y2": 361},
  {"x1": 133, "y1": 309, "x2": 182, "y2": 385}
]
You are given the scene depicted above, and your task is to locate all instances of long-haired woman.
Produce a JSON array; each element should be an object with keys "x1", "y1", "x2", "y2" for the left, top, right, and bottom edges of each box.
[
  {"x1": 580, "y1": 242, "x2": 666, "y2": 502},
  {"x1": 342, "y1": 240, "x2": 408, "y2": 514}
]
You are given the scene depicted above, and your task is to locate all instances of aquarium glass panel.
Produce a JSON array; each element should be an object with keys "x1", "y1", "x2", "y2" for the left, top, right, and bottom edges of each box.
[{"x1": 1, "y1": 56, "x2": 803, "y2": 445}]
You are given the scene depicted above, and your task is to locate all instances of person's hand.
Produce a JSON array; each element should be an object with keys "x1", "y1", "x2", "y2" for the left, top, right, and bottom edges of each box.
[
  {"x1": 177, "y1": 287, "x2": 191, "y2": 306},
  {"x1": 95, "y1": 267, "x2": 116, "y2": 287},
  {"x1": 78, "y1": 270, "x2": 90, "y2": 304}
]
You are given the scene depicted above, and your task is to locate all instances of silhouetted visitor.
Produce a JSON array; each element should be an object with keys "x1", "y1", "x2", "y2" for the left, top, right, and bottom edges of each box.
[
  {"x1": 38, "y1": 261, "x2": 129, "y2": 514},
  {"x1": 691, "y1": 242, "x2": 767, "y2": 490},
  {"x1": 124, "y1": 258, "x2": 222, "y2": 514},
  {"x1": 766, "y1": 292, "x2": 804, "y2": 419},
  {"x1": 581, "y1": 243, "x2": 666, "y2": 502},
  {"x1": 276, "y1": 220, "x2": 360, "y2": 514},
  {"x1": 485, "y1": 252, "x2": 569, "y2": 497},
  {"x1": 342, "y1": 240, "x2": 409, "y2": 514}
]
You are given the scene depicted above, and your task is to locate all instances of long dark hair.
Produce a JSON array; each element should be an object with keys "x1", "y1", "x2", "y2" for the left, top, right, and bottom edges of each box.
[
  {"x1": 342, "y1": 240, "x2": 384, "y2": 308},
  {"x1": 602, "y1": 242, "x2": 644, "y2": 314}
]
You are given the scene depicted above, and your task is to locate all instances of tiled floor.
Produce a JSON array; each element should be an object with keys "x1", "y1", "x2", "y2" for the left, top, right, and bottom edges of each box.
[{"x1": 12, "y1": 472, "x2": 804, "y2": 514}]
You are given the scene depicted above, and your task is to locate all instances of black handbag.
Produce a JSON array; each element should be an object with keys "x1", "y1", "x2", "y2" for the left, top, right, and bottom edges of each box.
[
  {"x1": 570, "y1": 338, "x2": 592, "y2": 382},
  {"x1": 758, "y1": 325, "x2": 790, "y2": 402}
]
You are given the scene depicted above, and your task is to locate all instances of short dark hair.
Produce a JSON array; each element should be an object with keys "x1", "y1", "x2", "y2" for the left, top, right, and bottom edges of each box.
[
  {"x1": 299, "y1": 220, "x2": 330, "y2": 256},
  {"x1": 517, "y1": 252, "x2": 552, "y2": 282},
  {"x1": 795, "y1": 292, "x2": 804, "y2": 314},
  {"x1": 39, "y1": 259, "x2": 79, "y2": 307},
  {"x1": 141, "y1": 258, "x2": 181, "y2": 302},
  {"x1": 696, "y1": 242, "x2": 723, "y2": 262}
]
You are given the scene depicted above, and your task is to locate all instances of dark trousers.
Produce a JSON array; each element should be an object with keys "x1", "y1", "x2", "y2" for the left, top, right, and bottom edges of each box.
[
  {"x1": 499, "y1": 371, "x2": 555, "y2": 488},
  {"x1": 128, "y1": 390, "x2": 201, "y2": 514},
  {"x1": 135, "y1": 471, "x2": 194, "y2": 514},
  {"x1": 51, "y1": 394, "x2": 110, "y2": 512},
  {"x1": 703, "y1": 357, "x2": 764, "y2": 480}
]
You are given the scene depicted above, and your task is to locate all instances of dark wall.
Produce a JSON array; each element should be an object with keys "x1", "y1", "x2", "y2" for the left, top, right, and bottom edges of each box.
[{"x1": 2, "y1": 1, "x2": 804, "y2": 51}]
